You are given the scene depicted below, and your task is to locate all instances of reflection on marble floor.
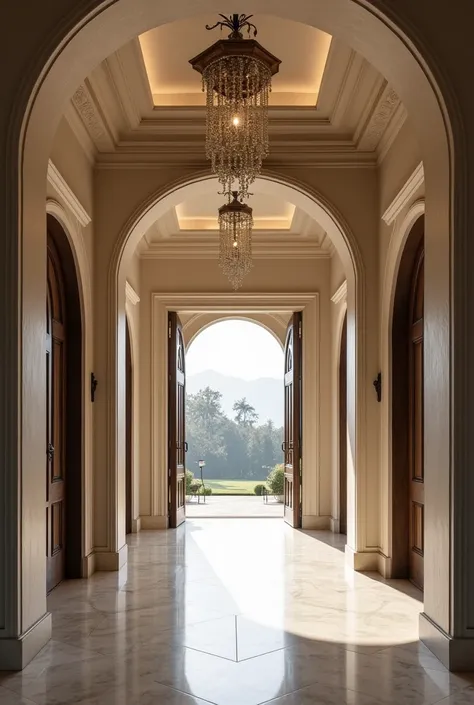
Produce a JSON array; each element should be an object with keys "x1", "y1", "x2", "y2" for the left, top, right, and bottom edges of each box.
[{"x1": 1, "y1": 519, "x2": 473, "y2": 705}]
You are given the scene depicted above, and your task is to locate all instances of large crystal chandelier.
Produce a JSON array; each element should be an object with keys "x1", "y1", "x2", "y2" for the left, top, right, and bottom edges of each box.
[
  {"x1": 190, "y1": 14, "x2": 281, "y2": 199},
  {"x1": 218, "y1": 192, "x2": 253, "y2": 289}
]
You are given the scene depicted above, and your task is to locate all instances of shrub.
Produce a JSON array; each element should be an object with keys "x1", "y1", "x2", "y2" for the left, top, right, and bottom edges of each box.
[
  {"x1": 190, "y1": 480, "x2": 202, "y2": 494},
  {"x1": 185, "y1": 470, "x2": 194, "y2": 495},
  {"x1": 199, "y1": 486, "x2": 212, "y2": 496},
  {"x1": 266, "y1": 464, "x2": 285, "y2": 496},
  {"x1": 254, "y1": 484, "x2": 266, "y2": 496}
]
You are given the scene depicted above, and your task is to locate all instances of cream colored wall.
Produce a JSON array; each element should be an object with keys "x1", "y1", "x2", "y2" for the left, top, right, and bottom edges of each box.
[{"x1": 137, "y1": 257, "x2": 334, "y2": 526}]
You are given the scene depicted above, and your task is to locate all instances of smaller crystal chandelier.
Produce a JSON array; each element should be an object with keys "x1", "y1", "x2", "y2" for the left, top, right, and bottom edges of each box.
[
  {"x1": 190, "y1": 14, "x2": 281, "y2": 200},
  {"x1": 218, "y1": 192, "x2": 254, "y2": 290}
]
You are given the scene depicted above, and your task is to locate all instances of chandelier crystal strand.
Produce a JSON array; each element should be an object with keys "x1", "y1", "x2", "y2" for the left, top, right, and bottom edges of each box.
[
  {"x1": 203, "y1": 56, "x2": 271, "y2": 199},
  {"x1": 218, "y1": 193, "x2": 253, "y2": 290},
  {"x1": 189, "y1": 14, "x2": 281, "y2": 200}
]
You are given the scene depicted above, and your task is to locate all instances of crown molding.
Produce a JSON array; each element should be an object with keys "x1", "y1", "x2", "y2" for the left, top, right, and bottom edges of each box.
[
  {"x1": 331, "y1": 280, "x2": 347, "y2": 304},
  {"x1": 356, "y1": 83, "x2": 401, "y2": 152},
  {"x1": 47, "y1": 160, "x2": 92, "y2": 227},
  {"x1": 382, "y1": 162, "x2": 424, "y2": 225},
  {"x1": 125, "y1": 281, "x2": 140, "y2": 305},
  {"x1": 139, "y1": 238, "x2": 332, "y2": 260},
  {"x1": 71, "y1": 83, "x2": 115, "y2": 151}
]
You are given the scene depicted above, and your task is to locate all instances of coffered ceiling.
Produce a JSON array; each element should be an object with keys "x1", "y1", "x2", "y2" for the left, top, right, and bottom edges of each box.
[
  {"x1": 65, "y1": 14, "x2": 407, "y2": 169},
  {"x1": 62, "y1": 15, "x2": 408, "y2": 260},
  {"x1": 138, "y1": 16, "x2": 332, "y2": 107},
  {"x1": 137, "y1": 178, "x2": 332, "y2": 260}
]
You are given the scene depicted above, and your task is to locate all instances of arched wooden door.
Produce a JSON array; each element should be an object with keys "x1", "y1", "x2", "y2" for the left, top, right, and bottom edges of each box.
[
  {"x1": 168, "y1": 312, "x2": 187, "y2": 528},
  {"x1": 339, "y1": 313, "x2": 347, "y2": 535},
  {"x1": 283, "y1": 312, "x2": 302, "y2": 528},
  {"x1": 46, "y1": 239, "x2": 67, "y2": 592},
  {"x1": 408, "y1": 246, "x2": 424, "y2": 589}
]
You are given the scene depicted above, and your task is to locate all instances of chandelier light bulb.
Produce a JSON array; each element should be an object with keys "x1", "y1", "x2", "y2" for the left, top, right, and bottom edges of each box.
[{"x1": 232, "y1": 116, "x2": 240, "y2": 126}]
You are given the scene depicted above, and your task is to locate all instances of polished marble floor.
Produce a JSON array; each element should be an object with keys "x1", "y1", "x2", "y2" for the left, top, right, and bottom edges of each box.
[
  {"x1": 186, "y1": 495, "x2": 283, "y2": 518},
  {"x1": 1, "y1": 519, "x2": 474, "y2": 705}
]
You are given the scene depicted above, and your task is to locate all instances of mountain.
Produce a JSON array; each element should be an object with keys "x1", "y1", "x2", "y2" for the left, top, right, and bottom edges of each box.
[{"x1": 186, "y1": 370, "x2": 284, "y2": 427}]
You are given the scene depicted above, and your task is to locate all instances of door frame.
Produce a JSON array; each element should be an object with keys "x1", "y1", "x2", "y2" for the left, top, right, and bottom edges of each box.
[
  {"x1": 46, "y1": 215, "x2": 83, "y2": 581},
  {"x1": 149, "y1": 293, "x2": 320, "y2": 529}
]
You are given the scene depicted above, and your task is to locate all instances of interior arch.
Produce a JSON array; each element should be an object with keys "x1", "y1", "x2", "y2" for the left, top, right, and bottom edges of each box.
[{"x1": 3, "y1": 0, "x2": 460, "y2": 667}]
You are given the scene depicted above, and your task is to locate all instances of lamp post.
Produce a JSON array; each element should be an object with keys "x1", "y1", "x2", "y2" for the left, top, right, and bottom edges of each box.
[{"x1": 198, "y1": 460, "x2": 206, "y2": 503}]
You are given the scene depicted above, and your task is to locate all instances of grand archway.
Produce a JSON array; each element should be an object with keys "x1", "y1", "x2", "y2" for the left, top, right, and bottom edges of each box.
[{"x1": 2, "y1": 0, "x2": 471, "y2": 673}]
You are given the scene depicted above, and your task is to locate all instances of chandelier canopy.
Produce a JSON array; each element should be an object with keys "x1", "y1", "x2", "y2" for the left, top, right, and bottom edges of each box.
[
  {"x1": 190, "y1": 14, "x2": 281, "y2": 200},
  {"x1": 218, "y1": 191, "x2": 254, "y2": 290}
]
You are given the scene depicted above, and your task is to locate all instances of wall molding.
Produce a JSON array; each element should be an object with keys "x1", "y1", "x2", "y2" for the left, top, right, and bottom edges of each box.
[
  {"x1": 382, "y1": 162, "x2": 425, "y2": 225},
  {"x1": 125, "y1": 281, "x2": 140, "y2": 305},
  {"x1": 47, "y1": 161, "x2": 92, "y2": 227},
  {"x1": 331, "y1": 280, "x2": 348, "y2": 304}
]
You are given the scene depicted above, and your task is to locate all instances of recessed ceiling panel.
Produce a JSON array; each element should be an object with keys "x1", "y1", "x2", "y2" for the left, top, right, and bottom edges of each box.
[
  {"x1": 175, "y1": 192, "x2": 296, "y2": 231},
  {"x1": 139, "y1": 15, "x2": 332, "y2": 107}
]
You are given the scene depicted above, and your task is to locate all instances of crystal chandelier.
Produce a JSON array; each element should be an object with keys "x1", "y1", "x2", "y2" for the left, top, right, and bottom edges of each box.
[
  {"x1": 190, "y1": 14, "x2": 281, "y2": 200},
  {"x1": 218, "y1": 192, "x2": 253, "y2": 290}
]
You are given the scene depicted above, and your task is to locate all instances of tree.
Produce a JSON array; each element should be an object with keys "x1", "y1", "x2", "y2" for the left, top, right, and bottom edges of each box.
[{"x1": 233, "y1": 397, "x2": 259, "y2": 427}]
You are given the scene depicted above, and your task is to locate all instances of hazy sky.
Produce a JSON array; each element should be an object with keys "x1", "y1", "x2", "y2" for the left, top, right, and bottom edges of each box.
[{"x1": 187, "y1": 320, "x2": 284, "y2": 380}]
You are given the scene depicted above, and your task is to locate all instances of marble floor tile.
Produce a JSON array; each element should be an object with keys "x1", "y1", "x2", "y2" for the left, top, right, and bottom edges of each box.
[{"x1": 4, "y1": 519, "x2": 474, "y2": 705}]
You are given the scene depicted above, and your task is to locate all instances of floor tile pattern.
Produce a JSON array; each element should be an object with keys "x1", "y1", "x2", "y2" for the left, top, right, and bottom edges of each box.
[{"x1": 1, "y1": 519, "x2": 473, "y2": 705}]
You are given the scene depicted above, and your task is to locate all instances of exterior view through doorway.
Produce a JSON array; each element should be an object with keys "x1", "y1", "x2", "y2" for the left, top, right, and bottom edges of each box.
[{"x1": 168, "y1": 316, "x2": 301, "y2": 523}]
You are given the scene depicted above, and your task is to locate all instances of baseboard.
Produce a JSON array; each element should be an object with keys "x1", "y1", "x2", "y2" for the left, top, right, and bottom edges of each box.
[
  {"x1": 330, "y1": 517, "x2": 340, "y2": 533},
  {"x1": 345, "y1": 545, "x2": 379, "y2": 571},
  {"x1": 377, "y1": 551, "x2": 392, "y2": 577},
  {"x1": 419, "y1": 612, "x2": 474, "y2": 671},
  {"x1": 301, "y1": 515, "x2": 331, "y2": 530},
  {"x1": 94, "y1": 543, "x2": 128, "y2": 571},
  {"x1": 0, "y1": 612, "x2": 51, "y2": 671},
  {"x1": 140, "y1": 515, "x2": 168, "y2": 530},
  {"x1": 82, "y1": 551, "x2": 96, "y2": 577},
  {"x1": 131, "y1": 517, "x2": 141, "y2": 533}
]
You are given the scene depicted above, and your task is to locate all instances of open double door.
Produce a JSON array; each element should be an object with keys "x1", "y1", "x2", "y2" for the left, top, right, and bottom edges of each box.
[{"x1": 167, "y1": 311, "x2": 302, "y2": 529}]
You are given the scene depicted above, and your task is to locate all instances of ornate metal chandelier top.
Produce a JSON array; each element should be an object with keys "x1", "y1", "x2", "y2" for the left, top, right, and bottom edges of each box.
[
  {"x1": 189, "y1": 14, "x2": 281, "y2": 200},
  {"x1": 218, "y1": 191, "x2": 254, "y2": 290}
]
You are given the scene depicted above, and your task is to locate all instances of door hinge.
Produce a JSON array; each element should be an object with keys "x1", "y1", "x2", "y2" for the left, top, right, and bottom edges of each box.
[
  {"x1": 168, "y1": 321, "x2": 172, "y2": 339},
  {"x1": 298, "y1": 320, "x2": 302, "y2": 339}
]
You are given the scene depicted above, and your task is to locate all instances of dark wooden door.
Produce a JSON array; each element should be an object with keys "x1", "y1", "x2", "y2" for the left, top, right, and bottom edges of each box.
[
  {"x1": 339, "y1": 313, "x2": 347, "y2": 535},
  {"x1": 126, "y1": 320, "x2": 132, "y2": 535},
  {"x1": 408, "y1": 246, "x2": 424, "y2": 589},
  {"x1": 168, "y1": 312, "x2": 187, "y2": 528},
  {"x1": 283, "y1": 313, "x2": 302, "y2": 528},
  {"x1": 46, "y1": 240, "x2": 67, "y2": 592}
]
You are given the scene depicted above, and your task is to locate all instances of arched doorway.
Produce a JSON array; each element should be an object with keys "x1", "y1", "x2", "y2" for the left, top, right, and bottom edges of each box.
[
  {"x1": 391, "y1": 215, "x2": 424, "y2": 587},
  {"x1": 125, "y1": 317, "x2": 133, "y2": 535},
  {"x1": 46, "y1": 215, "x2": 83, "y2": 591},
  {"x1": 339, "y1": 312, "x2": 347, "y2": 536}
]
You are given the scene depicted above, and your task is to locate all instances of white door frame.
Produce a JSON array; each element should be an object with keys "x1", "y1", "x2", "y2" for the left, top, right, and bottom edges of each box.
[{"x1": 148, "y1": 292, "x2": 322, "y2": 529}]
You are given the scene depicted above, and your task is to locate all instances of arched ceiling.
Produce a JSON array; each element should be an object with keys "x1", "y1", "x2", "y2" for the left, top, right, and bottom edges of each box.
[
  {"x1": 138, "y1": 177, "x2": 333, "y2": 260},
  {"x1": 64, "y1": 14, "x2": 406, "y2": 168}
]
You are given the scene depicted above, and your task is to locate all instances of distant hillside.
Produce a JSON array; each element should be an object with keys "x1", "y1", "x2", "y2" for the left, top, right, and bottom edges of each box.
[{"x1": 186, "y1": 370, "x2": 283, "y2": 427}]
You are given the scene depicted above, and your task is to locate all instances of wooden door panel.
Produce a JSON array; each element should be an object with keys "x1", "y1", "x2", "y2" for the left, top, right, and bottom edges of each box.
[
  {"x1": 283, "y1": 312, "x2": 302, "y2": 528},
  {"x1": 46, "y1": 239, "x2": 67, "y2": 593},
  {"x1": 408, "y1": 246, "x2": 424, "y2": 590},
  {"x1": 169, "y1": 312, "x2": 186, "y2": 528}
]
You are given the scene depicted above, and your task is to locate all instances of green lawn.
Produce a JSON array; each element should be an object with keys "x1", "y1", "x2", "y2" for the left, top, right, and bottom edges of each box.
[{"x1": 203, "y1": 479, "x2": 265, "y2": 495}]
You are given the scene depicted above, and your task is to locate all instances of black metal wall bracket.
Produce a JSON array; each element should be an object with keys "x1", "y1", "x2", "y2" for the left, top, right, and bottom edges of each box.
[
  {"x1": 91, "y1": 372, "x2": 98, "y2": 402},
  {"x1": 373, "y1": 372, "x2": 382, "y2": 402}
]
